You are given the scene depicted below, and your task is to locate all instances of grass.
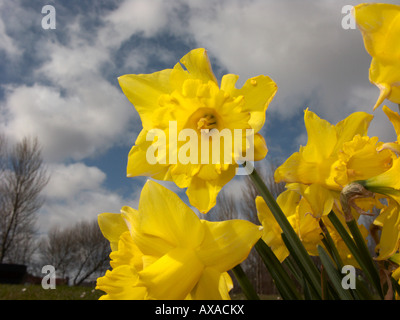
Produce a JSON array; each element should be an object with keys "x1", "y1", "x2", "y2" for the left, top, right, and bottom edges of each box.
[
  {"x1": 0, "y1": 284, "x2": 104, "y2": 300},
  {"x1": 0, "y1": 284, "x2": 279, "y2": 300}
]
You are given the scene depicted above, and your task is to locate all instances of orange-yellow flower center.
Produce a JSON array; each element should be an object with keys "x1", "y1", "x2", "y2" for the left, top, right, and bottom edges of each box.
[{"x1": 197, "y1": 114, "x2": 218, "y2": 131}]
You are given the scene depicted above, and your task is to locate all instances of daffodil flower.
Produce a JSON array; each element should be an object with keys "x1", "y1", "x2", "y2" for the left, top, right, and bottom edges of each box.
[
  {"x1": 371, "y1": 198, "x2": 400, "y2": 260},
  {"x1": 353, "y1": 3, "x2": 400, "y2": 110},
  {"x1": 274, "y1": 109, "x2": 392, "y2": 219},
  {"x1": 256, "y1": 189, "x2": 322, "y2": 262},
  {"x1": 95, "y1": 180, "x2": 262, "y2": 300},
  {"x1": 119, "y1": 48, "x2": 277, "y2": 213},
  {"x1": 256, "y1": 187, "x2": 364, "y2": 266},
  {"x1": 359, "y1": 106, "x2": 400, "y2": 260}
]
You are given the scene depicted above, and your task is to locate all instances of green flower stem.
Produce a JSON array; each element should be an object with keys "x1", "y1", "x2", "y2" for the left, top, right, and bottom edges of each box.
[
  {"x1": 319, "y1": 219, "x2": 344, "y2": 269},
  {"x1": 320, "y1": 265, "x2": 329, "y2": 300},
  {"x1": 346, "y1": 219, "x2": 383, "y2": 297},
  {"x1": 255, "y1": 239, "x2": 302, "y2": 300},
  {"x1": 317, "y1": 245, "x2": 354, "y2": 300},
  {"x1": 280, "y1": 233, "x2": 321, "y2": 298},
  {"x1": 327, "y1": 211, "x2": 384, "y2": 299},
  {"x1": 249, "y1": 167, "x2": 321, "y2": 298},
  {"x1": 232, "y1": 264, "x2": 260, "y2": 300},
  {"x1": 283, "y1": 255, "x2": 302, "y2": 284}
]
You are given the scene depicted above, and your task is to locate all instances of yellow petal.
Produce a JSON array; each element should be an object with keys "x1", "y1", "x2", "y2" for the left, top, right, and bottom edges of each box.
[
  {"x1": 295, "y1": 198, "x2": 323, "y2": 256},
  {"x1": 186, "y1": 166, "x2": 236, "y2": 213},
  {"x1": 274, "y1": 149, "x2": 338, "y2": 189},
  {"x1": 139, "y1": 247, "x2": 204, "y2": 300},
  {"x1": 276, "y1": 189, "x2": 301, "y2": 216},
  {"x1": 126, "y1": 129, "x2": 171, "y2": 180},
  {"x1": 390, "y1": 253, "x2": 400, "y2": 270},
  {"x1": 364, "y1": 157, "x2": 400, "y2": 198},
  {"x1": 333, "y1": 112, "x2": 373, "y2": 153},
  {"x1": 96, "y1": 265, "x2": 147, "y2": 300},
  {"x1": 382, "y1": 105, "x2": 400, "y2": 141},
  {"x1": 375, "y1": 199, "x2": 400, "y2": 260},
  {"x1": 190, "y1": 268, "x2": 232, "y2": 300},
  {"x1": 256, "y1": 193, "x2": 294, "y2": 262},
  {"x1": 302, "y1": 184, "x2": 334, "y2": 218},
  {"x1": 339, "y1": 135, "x2": 392, "y2": 183},
  {"x1": 371, "y1": 82, "x2": 392, "y2": 111},
  {"x1": 274, "y1": 151, "x2": 302, "y2": 183},
  {"x1": 109, "y1": 231, "x2": 144, "y2": 271},
  {"x1": 253, "y1": 133, "x2": 268, "y2": 161},
  {"x1": 197, "y1": 219, "x2": 262, "y2": 271},
  {"x1": 121, "y1": 204, "x2": 175, "y2": 257},
  {"x1": 136, "y1": 180, "x2": 205, "y2": 250},
  {"x1": 118, "y1": 69, "x2": 173, "y2": 130},
  {"x1": 220, "y1": 74, "x2": 240, "y2": 93},
  {"x1": 354, "y1": 3, "x2": 400, "y2": 59},
  {"x1": 179, "y1": 48, "x2": 218, "y2": 85},
  {"x1": 98, "y1": 212, "x2": 129, "y2": 251},
  {"x1": 378, "y1": 142, "x2": 400, "y2": 156},
  {"x1": 223, "y1": 75, "x2": 277, "y2": 133},
  {"x1": 302, "y1": 109, "x2": 337, "y2": 162},
  {"x1": 393, "y1": 266, "x2": 400, "y2": 282},
  {"x1": 354, "y1": 4, "x2": 400, "y2": 109}
]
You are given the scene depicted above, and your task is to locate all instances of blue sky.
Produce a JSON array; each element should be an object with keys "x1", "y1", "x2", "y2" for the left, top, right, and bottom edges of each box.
[{"x1": 0, "y1": 0, "x2": 398, "y2": 234}]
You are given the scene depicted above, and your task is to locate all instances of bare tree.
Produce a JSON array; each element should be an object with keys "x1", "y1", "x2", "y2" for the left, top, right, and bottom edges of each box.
[
  {"x1": 39, "y1": 225, "x2": 79, "y2": 279},
  {"x1": 40, "y1": 219, "x2": 111, "y2": 285},
  {"x1": 71, "y1": 220, "x2": 111, "y2": 285},
  {"x1": 0, "y1": 136, "x2": 49, "y2": 264}
]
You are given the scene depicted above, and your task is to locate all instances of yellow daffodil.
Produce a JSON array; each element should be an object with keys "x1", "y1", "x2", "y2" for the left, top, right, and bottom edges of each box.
[
  {"x1": 272, "y1": 109, "x2": 386, "y2": 265},
  {"x1": 363, "y1": 106, "x2": 400, "y2": 203},
  {"x1": 372, "y1": 198, "x2": 400, "y2": 260},
  {"x1": 353, "y1": 3, "x2": 400, "y2": 110},
  {"x1": 256, "y1": 187, "x2": 364, "y2": 266},
  {"x1": 96, "y1": 180, "x2": 262, "y2": 300},
  {"x1": 275, "y1": 109, "x2": 391, "y2": 189},
  {"x1": 274, "y1": 109, "x2": 392, "y2": 220},
  {"x1": 256, "y1": 189, "x2": 322, "y2": 262},
  {"x1": 356, "y1": 106, "x2": 400, "y2": 260},
  {"x1": 119, "y1": 48, "x2": 277, "y2": 213}
]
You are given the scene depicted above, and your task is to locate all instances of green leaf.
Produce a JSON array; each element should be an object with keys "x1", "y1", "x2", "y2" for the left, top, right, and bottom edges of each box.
[
  {"x1": 232, "y1": 264, "x2": 260, "y2": 300},
  {"x1": 317, "y1": 245, "x2": 354, "y2": 300},
  {"x1": 255, "y1": 239, "x2": 302, "y2": 300},
  {"x1": 249, "y1": 168, "x2": 322, "y2": 299},
  {"x1": 327, "y1": 211, "x2": 384, "y2": 299}
]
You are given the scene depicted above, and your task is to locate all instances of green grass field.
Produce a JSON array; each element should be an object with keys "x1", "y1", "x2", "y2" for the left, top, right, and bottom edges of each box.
[
  {"x1": 0, "y1": 284, "x2": 279, "y2": 300},
  {"x1": 0, "y1": 284, "x2": 104, "y2": 300}
]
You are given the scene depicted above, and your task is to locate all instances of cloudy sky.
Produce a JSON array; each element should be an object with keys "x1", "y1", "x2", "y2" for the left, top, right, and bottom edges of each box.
[{"x1": 0, "y1": 0, "x2": 398, "y2": 234}]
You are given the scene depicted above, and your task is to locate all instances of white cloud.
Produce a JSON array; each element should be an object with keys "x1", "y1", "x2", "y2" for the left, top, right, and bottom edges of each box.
[
  {"x1": 0, "y1": 15, "x2": 19, "y2": 57},
  {"x1": 99, "y1": 0, "x2": 172, "y2": 46},
  {"x1": 177, "y1": 0, "x2": 397, "y2": 141},
  {"x1": 1, "y1": 82, "x2": 133, "y2": 162},
  {"x1": 43, "y1": 163, "x2": 106, "y2": 200},
  {"x1": 38, "y1": 162, "x2": 138, "y2": 233},
  {"x1": 2, "y1": 0, "x2": 399, "y2": 236},
  {"x1": 0, "y1": 0, "x2": 184, "y2": 162}
]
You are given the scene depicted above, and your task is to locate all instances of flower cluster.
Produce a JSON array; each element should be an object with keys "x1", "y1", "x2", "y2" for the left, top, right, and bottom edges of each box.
[
  {"x1": 96, "y1": 48, "x2": 273, "y2": 299},
  {"x1": 95, "y1": 3, "x2": 400, "y2": 300}
]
